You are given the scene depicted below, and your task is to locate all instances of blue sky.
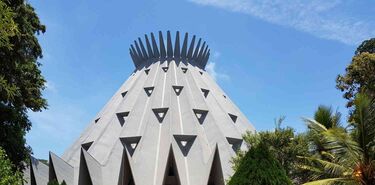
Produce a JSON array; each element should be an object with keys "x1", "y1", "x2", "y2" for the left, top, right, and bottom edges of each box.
[{"x1": 27, "y1": 0, "x2": 375, "y2": 159}]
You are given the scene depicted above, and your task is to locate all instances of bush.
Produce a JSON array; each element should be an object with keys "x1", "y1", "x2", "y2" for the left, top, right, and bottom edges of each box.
[
  {"x1": 0, "y1": 147, "x2": 23, "y2": 185},
  {"x1": 228, "y1": 142, "x2": 292, "y2": 185}
]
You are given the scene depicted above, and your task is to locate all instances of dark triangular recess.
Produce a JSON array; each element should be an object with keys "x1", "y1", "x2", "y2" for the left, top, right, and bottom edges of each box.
[
  {"x1": 223, "y1": 95, "x2": 227, "y2": 99},
  {"x1": 81, "y1": 141, "x2": 93, "y2": 151},
  {"x1": 121, "y1": 91, "x2": 128, "y2": 98},
  {"x1": 144, "y1": 87, "x2": 154, "y2": 97},
  {"x1": 192, "y1": 109, "x2": 208, "y2": 125},
  {"x1": 152, "y1": 108, "x2": 169, "y2": 123},
  {"x1": 172, "y1": 85, "x2": 184, "y2": 96},
  {"x1": 181, "y1": 67, "x2": 188, "y2": 73},
  {"x1": 162, "y1": 67, "x2": 169, "y2": 72},
  {"x1": 199, "y1": 71, "x2": 203, "y2": 75},
  {"x1": 116, "y1": 111, "x2": 130, "y2": 127},
  {"x1": 144, "y1": 69, "x2": 150, "y2": 75},
  {"x1": 49, "y1": 154, "x2": 58, "y2": 183},
  {"x1": 162, "y1": 147, "x2": 181, "y2": 185},
  {"x1": 78, "y1": 150, "x2": 93, "y2": 185},
  {"x1": 118, "y1": 146, "x2": 135, "y2": 185},
  {"x1": 94, "y1": 117, "x2": 100, "y2": 123},
  {"x1": 173, "y1": 135, "x2": 197, "y2": 156},
  {"x1": 228, "y1": 113, "x2": 238, "y2": 123},
  {"x1": 120, "y1": 136, "x2": 141, "y2": 157},
  {"x1": 226, "y1": 137, "x2": 243, "y2": 152},
  {"x1": 201, "y1": 88, "x2": 209, "y2": 98},
  {"x1": 207, "y1": 146, "x2": 225, "y2": 185}
]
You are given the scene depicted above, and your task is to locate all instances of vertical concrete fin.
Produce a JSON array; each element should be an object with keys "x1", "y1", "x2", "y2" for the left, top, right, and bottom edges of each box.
[
  {"x1": 167, "y1": 31, "x2": 173, "y2": 58},
  {"x1": 187, "y1": 35, "x2": 196, "y2": 59},
  {"x1": 226, "y1": 137, "x2": 243, "y2": 152},
  {"x1": 174, "y1": 31, "x2": 181, "y2": 59},
  {"x1": 181, "y1": 33, "x2": 188, "y2": 59},
  {"x1": 197, "y1": 42, "x2": 206, "y2": 62},
  {"x1": 173, "y1": 135, "x2": 197, "y2": 156},
  {"x1": 30, "y1": 156, "x2": 49, "y2": 185},
  {"x1": 159, "y1": 31, "x2": 167, "y2": 59},
  {"x1": 162, "y1": 146, "x2": 181, "y2": 185},
  {"x1": 145, "y1": 34, "x2": 154, "y2": 58},
  {"x1": 138, "y1": 37, "x2": 148, "y2": 59},
  {"x1": 206, "y1": 145, "x2": 225, "y2": 185},
  {"x1": 120, "y1": 136, "x2": 142, "y2": 157},
  {"x1": 192, "y1": 38, "x2": 202, "y2": 59},
  {"x1": 118, "y1": 146, "x2": 136, "y2": 185},
  {"x1": 151, "y1": 32, "x2": 160, "y2": 58},
  {"x1": 79, "y1": 149, "x2": 102, "y2": 185},
  {"x1": 152, "y1": 107, "x2": 169, "y2": 123},
  {"x1": 49, "y1": 152, "x2": 74, "y2": 185},
  {"x1": 134, "y1": 40, "x2": 144, "y2": 60}
]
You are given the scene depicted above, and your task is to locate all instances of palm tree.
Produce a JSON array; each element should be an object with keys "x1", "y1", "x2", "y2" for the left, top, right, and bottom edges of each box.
[{"x1": 301, "y1": 93, "x2": 375, "y2": 185}]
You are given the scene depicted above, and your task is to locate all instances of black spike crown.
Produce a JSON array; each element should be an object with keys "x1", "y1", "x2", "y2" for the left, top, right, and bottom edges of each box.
[{"x1": 129, "y1": 31, "x2": 210, "y2": 70}]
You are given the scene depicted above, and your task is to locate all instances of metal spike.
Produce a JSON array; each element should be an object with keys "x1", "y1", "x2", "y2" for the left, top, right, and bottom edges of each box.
[
  {"x1": 145, "y1": 34, "x2": 153, "y2": 58},
  {"x1": 129, "y1": 49, "x2": 138, "y2": 68},
  {"x1": 192, "y1": 38, "x2": 202, "y2": 59},
  {"x1": 151, "y1": 33, "x2": 160, "y2": 58},
  {"x1": 159, "y1": 31, "x2": 166, "y2": 59},
  {"x1": 131, "y1": 44, "x2": 141, "y2": 63},
  {"x1": 197, "y1": 42, "x2": 206, "y2": 66},
  {"x1": 167, "y1": 31, "x2": 173, "y2": 58},
  {"x1": 181, "y1": 33, "x2": 188, "y2": 58},
  {"x1": 174, "y1": 31, "x2": 180, "y2": 59},
  {"x1": 138, "y1": 38, "x2": 148, "y2": 59},
  {"x1": 134, "y1": 40, "x2": 144, "y2": 60},
  {"x1": 199, "y1": 45, "x2": 208, "y2": 66},
  {"x1": 187, "y1": 35, "x2": 196, "y2": 58}
]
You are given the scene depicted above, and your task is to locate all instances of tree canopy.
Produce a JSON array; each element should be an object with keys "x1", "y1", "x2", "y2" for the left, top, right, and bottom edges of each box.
[
  {"x1": 0, "y1": 147, "x2": 23, "y2": 185},
  {"x1": 0, "y1": 0, "x2": 46, "y2": 170}
]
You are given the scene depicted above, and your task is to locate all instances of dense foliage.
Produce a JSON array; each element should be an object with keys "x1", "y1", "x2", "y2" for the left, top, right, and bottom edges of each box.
[
  {"x1": 228, "y1": 142, "x2": 292, "y2": 185},
  {"x1": 0, "y1": 147, "x2": 23, "y2": 185},
  {"x1": 47, "y1": 180, "x2": 67, "y2": 185},
  {"x1": 0, "y1": 0, "x2": 46, "y2": 170}
]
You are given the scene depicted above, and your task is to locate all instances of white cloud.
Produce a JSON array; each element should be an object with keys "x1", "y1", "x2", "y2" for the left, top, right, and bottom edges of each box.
[
  {"x1": 206, "y1": 51, "x2": 230, "y2": 81},
  {"x1": 188, "y1": 0, "x2": 375, "y2": 45}
]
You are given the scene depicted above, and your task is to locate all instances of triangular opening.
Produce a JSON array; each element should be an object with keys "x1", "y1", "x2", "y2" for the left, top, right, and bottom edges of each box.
[
  {"x1": 223, "y1": 95, "x2": 226, "y2": 99},
  {"x1": 78, "y1": 150, "x2": 93, "y2": 185},
  {"x1": 81, "y1": 141, "x2": 93, "y2": 151},
  {"x1": 144, "y1": 87, "x2": 154, "y2": 97},
  {"x1": 118, "y1": 147, "x2": 135, "y2": 185},
  {"x1": 116, "y1": 111, "x2": 130, "y2": 127},
  {"x1": 193, "y1": 109, "x2": 208, "y2": 125},
  {"x1": 120, "y1": 136, "x2": 141, "y2": 157},
  {"x1": 144, "y1": 69, "x2": 150, "y2": 75},
  {"x1": 162, "y1": 147, "x2": 181, "y2": 185},
  {"x1": 94, "y1": 117, "x2": 100, "y2": 124},
  {"x1": 173, "y1": 135, "x2": 197, "y2": 156},
  {"x1": 181, "y1": 67, "x2": 188, "y2": 73},
  {"x1": 152, "y1": 108, "x2": 169, "y2": 123},
  {"x1": 207, "y1": 146, "x2": 225, "y2": 185},
  {"x1": 172, "y1": 85, "x2": 184, "y2": 96},
  {"x1": 199, "y1": 71, "x2": 203, "y2": 75},
  {"x1": 49, "y1": 154, "x2": 58, "y2": 183},
  {"x1": 201, "y1": 88, "x2": 209, "y2": 98},
  {"x1": 226, "y1": 137, "x2": 243, "y2": 152},
  {"x1": 121, "y1": 91, "x2": 128, "y2": 98},
  {"x1": 228, "y1": 113, "x2": 238, "y2": 123},
  {"x1": 162, "y1": 67, "x2": 169, "y2": 72}
]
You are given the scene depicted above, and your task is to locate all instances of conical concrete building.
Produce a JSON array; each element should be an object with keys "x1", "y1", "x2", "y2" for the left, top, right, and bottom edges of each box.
[{"x1": 25, "y1": 31, "x2": 255, "y2": 185}]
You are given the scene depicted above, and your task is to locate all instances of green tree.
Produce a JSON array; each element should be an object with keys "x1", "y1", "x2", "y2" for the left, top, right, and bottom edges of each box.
[
  {"x1": 0, "y1": 0, "x2": 46, "y2": 170},
  {"x1": 228, "y1": 142, "x2": 292, "y2": 185},
  {"x1": 48, "y1": 180, "x2": 67, "y2": 185},
  {"x1": 0, "y1": 0, "x2": 17, "y2": 49},
  {"x1": 232, "y1": 117, "x2": 311, "y2": 184},
  {"x1": 336, "y1": 38, "x2": 375, "y2": 108},
  {"x1": 0, "y1": 147, "x2": 23, "y2": 185},
  {"x1": 301, "y1": 93, "x2": 375, "y2": 185}
]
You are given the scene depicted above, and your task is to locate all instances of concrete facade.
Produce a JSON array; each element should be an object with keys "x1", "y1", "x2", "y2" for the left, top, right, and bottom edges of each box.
[{"x1": 25, "y1": 31, "x2": 255, "y2": 185}]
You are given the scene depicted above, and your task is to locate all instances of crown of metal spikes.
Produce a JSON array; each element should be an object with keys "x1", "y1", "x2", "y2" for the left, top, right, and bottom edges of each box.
[{"x1": 129, "y1": 31, "x2": 210, "y2": 70}]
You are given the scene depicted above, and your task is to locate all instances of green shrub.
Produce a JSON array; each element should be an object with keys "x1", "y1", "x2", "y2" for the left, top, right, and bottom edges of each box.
[
  {"x1": 0, "y1": 147, "x2": 23, "y2": 185},
  {"x1": 228, "y1": 142, "x2": 292, "y2": 185}
]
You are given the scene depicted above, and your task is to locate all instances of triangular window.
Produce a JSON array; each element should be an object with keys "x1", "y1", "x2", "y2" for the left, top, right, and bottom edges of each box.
[
  {"x1": 116, "y1": 111, "x2": 130, "y2": 126},
  {"x1": 144, "y1": 87, "x2": 154, "y2": 97},
  {"x1": 192, "y1": 109, "x2": 208, "y2": 125},
  {"x1": 173, "y1": 135, "x2": 197, "y2": 156},
  {"x1": 152, "y1": 108, "x2": 169, "y2": 123},
  {"x1": 201, "y1": 88, "x2": 209, "y2": 98},
  {"x1": 120, "y1": 136, "x2": 141, "y2": 157},
  {"x1": 228, "y1": 113, "x2": 238, "y2": 123},
  {"x1": 172, "y1": 85, "x2": 184, "y2": 96}
]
